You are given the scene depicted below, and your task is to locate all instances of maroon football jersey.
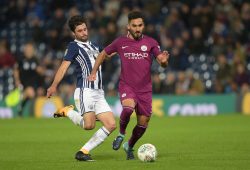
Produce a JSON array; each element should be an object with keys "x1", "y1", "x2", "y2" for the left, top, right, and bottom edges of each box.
[{"x1": 105, "y1": 35, "x2": 161, "y2": 92}]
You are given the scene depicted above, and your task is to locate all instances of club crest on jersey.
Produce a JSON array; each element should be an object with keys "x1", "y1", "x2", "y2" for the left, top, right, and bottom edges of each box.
[
  {"x1": 121, "y1": 93, "x2": 126, "y2": 98},
  {"x1": 87, "y1": 50, "x2": 99, "y2": 58},
  {"x1": 88, "y1": 104, "x2": 94, "y2": 110},
  {"x1": 141, "y1": 45, "x2": 147, "y2": 51}
]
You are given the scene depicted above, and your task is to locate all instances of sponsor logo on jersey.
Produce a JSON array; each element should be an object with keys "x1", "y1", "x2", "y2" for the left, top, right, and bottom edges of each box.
[{"x1": 124, "y1": 52, "x2": 148, "y2": 59}]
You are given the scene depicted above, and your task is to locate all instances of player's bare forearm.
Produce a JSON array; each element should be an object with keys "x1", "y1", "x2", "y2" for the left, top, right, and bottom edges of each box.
[
  {"x1": 47, "y1": 60, "x2": 70, "y2": 98},
  {"x1": 51, "y1": 61, "x2": 70, "y2": 86},
  {"x1": 93, "y1": 50, "x2": 107, "y2": 73},
  {"x1": 88, "y1": 50, "x2": 108, "y2": 81}
]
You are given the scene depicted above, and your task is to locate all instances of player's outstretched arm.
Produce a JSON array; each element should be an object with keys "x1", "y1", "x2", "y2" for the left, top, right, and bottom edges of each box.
[
  {"x1": 156, "y1": 51, "x2": 169, "y2": 68},
  {"x1": 88, "y1": 50, "x2": 108, "y2": 81},
  {"x1": 47, "y1": 60, "x2": 71, "y2": 98}
]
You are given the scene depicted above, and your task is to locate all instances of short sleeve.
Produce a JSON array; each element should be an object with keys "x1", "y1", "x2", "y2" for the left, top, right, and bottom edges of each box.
[
  {"x1": 104, "y1": 38, "x2": 119, "y2": 55},
  {"x1": 64, "y1": 42, "x2": 78, "y2": 61},
  {"x1": 151, "y1": 39, "x2": 161, "y2": 58}
]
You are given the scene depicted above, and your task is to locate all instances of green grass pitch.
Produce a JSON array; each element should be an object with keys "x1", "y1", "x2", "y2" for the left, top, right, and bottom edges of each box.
[{"x1": 0, "y1": 114, "x2": 250, "y2": 170}]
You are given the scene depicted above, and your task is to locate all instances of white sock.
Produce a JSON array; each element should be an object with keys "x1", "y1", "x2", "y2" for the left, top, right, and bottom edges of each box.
[
  {"x1": 67, "y1": 110, "x2": 84, "y2": 128},
  {"x1": 81, "y1": 126, "x2": 110, "y2": 153}
]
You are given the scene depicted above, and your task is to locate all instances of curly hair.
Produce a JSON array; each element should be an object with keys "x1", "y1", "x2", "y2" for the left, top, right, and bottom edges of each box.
[{"x1": 68, "y1": 15, "x2": 87, "y2": 32}]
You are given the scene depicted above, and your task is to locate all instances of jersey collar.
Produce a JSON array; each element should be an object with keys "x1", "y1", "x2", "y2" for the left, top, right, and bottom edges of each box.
[{"x1": 74, "y1": 39, "x2": 89, "y2": 44}]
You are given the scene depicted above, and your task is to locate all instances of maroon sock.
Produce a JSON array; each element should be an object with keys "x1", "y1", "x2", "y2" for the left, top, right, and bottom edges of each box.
[
  {"x1": 119, "y1": 106, "x2": 134, "y2": 135},
  {"x1": 128, "y1": 125, "x2": 147, "y2": 148}
]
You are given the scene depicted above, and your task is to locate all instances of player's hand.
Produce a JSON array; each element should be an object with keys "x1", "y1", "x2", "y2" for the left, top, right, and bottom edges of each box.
[
  {"x1": 46, "y1": 86, "x2": 57, "y2": 98},
  {"x1": 157, "y1": 51, "x2": 169, "y2": 67},
  {"x1": 159, "y1": 51, "x2": 169, "y2": 62},
  {"x1": 88, "y1": 73, "x2": 96, "y2": 81}
]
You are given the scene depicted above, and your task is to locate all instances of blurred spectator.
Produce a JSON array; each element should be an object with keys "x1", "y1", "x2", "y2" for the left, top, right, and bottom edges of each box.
[
  {"x1": 186, "y1": 69, "x2": 205, "y2": 95},
  {"x1": 170, "y1": 37, "x2": 189, "y2": 70},
  {"x1": 26, "y1": 0, "x2": 45, "y2": 23},
  {"x1": 215, "y1": 53, "x2": 232, "y2": 93},
  {"x1": 145, "y1": 23, "x2": 160, "y2": 42},
  {"x1": 0, "y1": 39, "x2": 16, "y2": 99},
  {"x1": 0, "y1": 39, "x2": 15, "y2": 68},
  {"x1": 68, "y1": 6, "x2": 80, "y2": 18},
  {"x1": 189, "y1": 27, "x2": 207, "y2": 55},
  {"x1": 2, "y1": 0, "x2": 26, "y2": 23},
  {"x1": 105, "y1": 21, "x2": 118, "y2": 45},
  {"x1": 175, "y1": 71, "x2": 190, "y2": 95},
  {"x1": 117, "y1": 6, "x2": 130, "y2": 34},
  {"x1": 233, "y1": 63, "x2": 250, "y2": 91},
  {"x1": 14, "y1": 42, "x2": 45, "y2": 116},
  {"x1": 164, "y1": 8, "x2": 185, "y2": 39},
  {"x1": 161, "y1": 72, "x2": 176, "y2": 94},
  {"x1": 104, "y1": 0, "x2": 120, "y2": 18},
  {"x1": 240, "y1": 2, "x2": 250, "y2": 44},
  {"x1": 45, "y1": 7, "x2": 66, "y2": 52},
  {"x1": 152, "y1": 73, "x2": 162, "y2": 94}
]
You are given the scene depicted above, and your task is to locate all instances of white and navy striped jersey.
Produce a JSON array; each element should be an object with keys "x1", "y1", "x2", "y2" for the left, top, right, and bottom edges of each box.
[{"x1": 64, "y1": 39, "x2": 103, "y2": 89}]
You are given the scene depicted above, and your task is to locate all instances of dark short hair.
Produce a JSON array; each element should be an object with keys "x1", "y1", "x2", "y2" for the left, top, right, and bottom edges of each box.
[
  {"x1": 128, "y1": 11, "x2": 145, "y2": 22},
  {"x1": 68, "y1": 15, "x2": 87, "y2": 32}
]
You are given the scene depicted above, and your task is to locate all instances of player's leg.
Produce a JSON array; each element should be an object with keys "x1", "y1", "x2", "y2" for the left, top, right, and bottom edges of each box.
[
  {"x1": 97, "y1": 111, "x2": 116, "y2": 133},
  {"x1": 123, "y1": 115, "x2": 150, "y2": 160},
  {"x1": 83, "y1": 92, "x2": 116, "y2": 151},
  {"x1": 128, "y1": 114, "x2": 150, "y2": 147},
  {"x1": 53, "y1": 88, "x2": 91, "y2": 129},
  {"x1": 120, "y1": 99, "x2": 136, "y2": 135},
  {"x1": 113, "y1": 85, "x2": 137, "y2": 150},
  {"x1": 54, "y1": 88, "x2": 99, "y2": 130},
  {"x1": 123, "y1": 92, "x2": 152, "y2": 160},
  {"x1": 79, "y1": 114, "x2": 115, "y2": 155},
  {"x1": 113, "y1": 98, "x2": 135, "y2": 150},
  {"x1": 76, "y1": 89, "x2": 115, "y2": 161},
  {"x1": 75, "y1": 112, "x2": 97, "y2": 161}
]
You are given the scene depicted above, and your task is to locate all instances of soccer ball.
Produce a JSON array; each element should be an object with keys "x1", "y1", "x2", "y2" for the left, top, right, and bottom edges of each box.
[{"x1": 137, "y1": 143, "x2": 157, "y2": 162}]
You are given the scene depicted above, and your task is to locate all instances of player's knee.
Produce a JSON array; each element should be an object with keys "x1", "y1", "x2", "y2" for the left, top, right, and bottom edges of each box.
[
  {"x1": 84, "y1": 123, "x2": 95, "y2": 130},
  {"x1": 104, "y1": 121, "x2": 116, "y2": 132},
  {"x1": 122, "y1": 106, "x2": 134, "y2": 114},
  {"x1": 138, "y1": 120, "x2": 149, "y2": 127},
  {"x1": 137, "y1": 116, "x2": 150, "y2": 127},
  {"x1": 137, "y1": 124, "x2": 148, "y2": 129},
  {"x1": 108, "y1": 122, "x2": 117, "y2": 132},
  {"x1": 120, "y1": 107, "x2": 134, "y2": 120}
]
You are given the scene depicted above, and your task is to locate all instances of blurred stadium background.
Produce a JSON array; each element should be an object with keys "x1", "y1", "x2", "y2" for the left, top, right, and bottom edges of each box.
[
  {"x1": 0, "y1": 0, "x2": 250, "y2": 117},
  {"x1": 1, "y1": 1, "x2": 250, "y2": 170}
]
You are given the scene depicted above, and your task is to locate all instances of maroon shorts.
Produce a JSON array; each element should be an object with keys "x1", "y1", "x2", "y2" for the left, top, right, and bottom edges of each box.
[{"x1": 119, "y1": 84, "x2": 152, "y2": 117}]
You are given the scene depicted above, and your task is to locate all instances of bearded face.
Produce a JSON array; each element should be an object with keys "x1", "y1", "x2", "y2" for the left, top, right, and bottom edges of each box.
[
  {"x1": 127, "y1": 18, "x2": 144, "y2": 40},
  {"x1": 74, "y1": 23, "x2": 88, "y2": 42}
]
